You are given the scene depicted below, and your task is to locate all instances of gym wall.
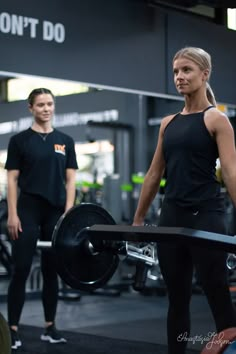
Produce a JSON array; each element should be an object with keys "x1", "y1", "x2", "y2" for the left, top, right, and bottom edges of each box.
[{"x1": 0, "y1": 0, "x2": 236, "y2": 104}]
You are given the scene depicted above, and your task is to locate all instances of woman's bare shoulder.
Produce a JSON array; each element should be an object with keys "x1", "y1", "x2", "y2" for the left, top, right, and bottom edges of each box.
[
  {"x1": 205, "y1": 107, "x2": 231, "y2": 124},
  {"x1": 205, "y1": 107, "x2": 232, "y2": 134},
  {"x1": 161, "y1": 113, "x2": 178, "y2": 130},
  {"x1": 205, "y1": 107, "x2": 228, "y2": 120}
]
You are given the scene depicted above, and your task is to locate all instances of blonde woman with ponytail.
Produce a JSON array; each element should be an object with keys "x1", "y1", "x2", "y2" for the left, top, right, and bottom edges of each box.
[{"x1": 133, "y1": 47, "x2": 236, "y2": 354}]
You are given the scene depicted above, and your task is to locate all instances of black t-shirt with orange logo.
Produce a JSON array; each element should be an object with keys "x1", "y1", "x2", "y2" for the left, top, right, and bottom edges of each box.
[{"x1": 5, "y1": 128, "x2": 78, "y2": 207}]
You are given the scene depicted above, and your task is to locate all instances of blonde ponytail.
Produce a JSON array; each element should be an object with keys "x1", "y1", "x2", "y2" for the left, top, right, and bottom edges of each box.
[{"x1": 206, "y1": 82, "x2": 217, "y2": 106}]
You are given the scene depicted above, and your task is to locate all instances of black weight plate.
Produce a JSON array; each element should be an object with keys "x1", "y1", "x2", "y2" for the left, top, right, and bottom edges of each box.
[
  {"x1": 52, "y1": 203, "x2": 119, "y2": 291},
  {"x1": 0, "y1": 312, "x2": 11, "y2": 354}
]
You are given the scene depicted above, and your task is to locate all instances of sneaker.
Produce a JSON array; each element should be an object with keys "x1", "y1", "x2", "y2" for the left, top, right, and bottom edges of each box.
[
  {"x1": 10, "y1": 328, "x2": 22, "y2": 350},
  {"x1": 40, "y1": 324, "x2": 67, "y2": 344}
]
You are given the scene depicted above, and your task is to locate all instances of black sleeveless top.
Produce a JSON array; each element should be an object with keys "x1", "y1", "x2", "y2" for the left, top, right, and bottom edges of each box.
[{"x1": 162, "y1": 106, "x2": 223, "y2": 210}]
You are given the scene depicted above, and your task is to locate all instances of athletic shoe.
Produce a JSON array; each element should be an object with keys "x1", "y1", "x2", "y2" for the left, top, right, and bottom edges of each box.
[
  {"x1": 10, "y1": 328, "x2": 22, "y2": 350},
  {"x1": 40, "y1": 324, "x2": 67, "y2": 344}
]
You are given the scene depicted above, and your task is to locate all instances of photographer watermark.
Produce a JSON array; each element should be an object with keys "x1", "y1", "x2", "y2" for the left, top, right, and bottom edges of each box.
[{"x1": 177, "y1": 331, "x2": 235, "y2": 349}]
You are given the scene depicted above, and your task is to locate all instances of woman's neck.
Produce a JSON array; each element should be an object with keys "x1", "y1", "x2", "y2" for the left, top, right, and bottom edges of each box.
[
  {"x1": 182, "y1": 95, "x2": 211, "y2": 115},
  {"x1": 31, "y1": 122, "x2": 53, "y2": 133}
]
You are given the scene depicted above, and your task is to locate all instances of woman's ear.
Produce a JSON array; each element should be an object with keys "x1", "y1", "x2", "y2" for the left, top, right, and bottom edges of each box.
[{"x1": 202, "y1": 69, "x2": 209, "y2": 82}]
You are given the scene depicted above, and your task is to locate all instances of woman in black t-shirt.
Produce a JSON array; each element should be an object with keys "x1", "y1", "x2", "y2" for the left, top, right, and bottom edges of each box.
[{"x1": 5, "y1": 88, "x2": 78, "y2": 350}]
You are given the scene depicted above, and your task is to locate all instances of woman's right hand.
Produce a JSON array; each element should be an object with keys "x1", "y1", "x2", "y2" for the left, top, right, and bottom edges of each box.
[
  {"x1": 132, "y1": 218, "x2": 145, "y2": 226},
  {"x1": 7, "y1": 214, "x2": 22, "y2": 240}
]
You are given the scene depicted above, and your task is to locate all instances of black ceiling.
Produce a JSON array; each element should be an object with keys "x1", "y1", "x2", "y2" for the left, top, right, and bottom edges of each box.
[{"x1": 148, "y1": 0, "x2": 235, "y2": 8}]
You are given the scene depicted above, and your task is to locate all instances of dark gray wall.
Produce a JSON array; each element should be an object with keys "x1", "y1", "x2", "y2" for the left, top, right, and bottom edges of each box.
[
  {"x1": 1, "y1": 1, "x2": 236, "y2": 104},
  {"x1": 0, "y1": 0, "x2": 166, "y2": 94}
]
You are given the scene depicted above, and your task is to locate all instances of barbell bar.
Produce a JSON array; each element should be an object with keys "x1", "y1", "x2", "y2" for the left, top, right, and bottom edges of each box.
[
  {"x1": 37, "y1": 241, "x2": 51, "y2": 249},
  {"x1": 37, "y1": 239, "x2": 157, "y2": 266},
  {"x1": 88, "y1": 224, "x2": 236, "y2": 253}
]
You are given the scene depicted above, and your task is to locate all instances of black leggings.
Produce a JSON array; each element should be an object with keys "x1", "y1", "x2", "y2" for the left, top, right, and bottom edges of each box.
[
  {"x1": 8, "y1": 193, "x2": 64, "y2": 326},
  {"x1": 157, "y1": 199, "x2": 236, "y2": 354}
]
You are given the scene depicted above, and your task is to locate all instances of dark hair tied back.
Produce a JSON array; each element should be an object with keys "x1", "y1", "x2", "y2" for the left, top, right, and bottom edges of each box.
[{"x1": 28, "y1": 88, "x2": 54, "y2": 106}]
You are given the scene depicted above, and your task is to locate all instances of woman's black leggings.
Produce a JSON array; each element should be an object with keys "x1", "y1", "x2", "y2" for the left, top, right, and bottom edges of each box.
[
  {"x1": 157, "y1": 199, "x2": 236, "y2": 354},
  {"x1": 8, "y1": 193, "x2": 64, "y2": 326}
]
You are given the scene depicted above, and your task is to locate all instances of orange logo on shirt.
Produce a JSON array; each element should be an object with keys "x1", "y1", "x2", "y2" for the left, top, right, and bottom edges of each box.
[{"x1": 54, "y1": 144, "x2": 66, "y2": 155}]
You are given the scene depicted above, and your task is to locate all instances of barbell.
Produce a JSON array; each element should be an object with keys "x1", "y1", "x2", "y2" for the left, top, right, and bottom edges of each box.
[
  {"x1": 36, "y1": 202, "x2": 236, "y2": 354},
  {"x1": 36, "y1": 202, "x2": 236, "y2": 292}
]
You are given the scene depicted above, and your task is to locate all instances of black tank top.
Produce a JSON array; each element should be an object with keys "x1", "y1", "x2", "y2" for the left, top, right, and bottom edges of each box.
[{"x1": 162, "y1": 106, "x2": 223, "y2": 210}]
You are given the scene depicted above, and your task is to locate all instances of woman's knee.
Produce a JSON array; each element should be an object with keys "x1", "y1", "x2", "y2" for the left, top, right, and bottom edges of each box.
[{"x1": 11, "y1": 263, "x2": 32, "y2": 283}]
